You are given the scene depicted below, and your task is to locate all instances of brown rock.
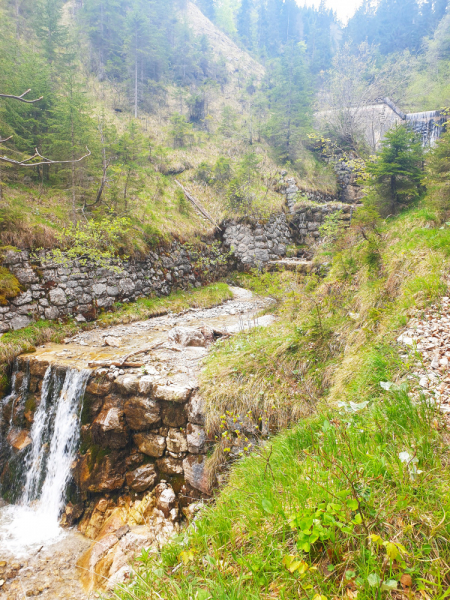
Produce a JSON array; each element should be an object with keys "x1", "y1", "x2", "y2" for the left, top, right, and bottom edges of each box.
[
  {"x1": 126, "y1": 464, "x2": 157, "y2": 492},
  {"x1": 86, "y1": 380, "x2": 113, "y2": 396},
  {"x1": 155, "y1": 484, "x2": 177, "y2": 517},
  {"x1": 7, "y1": 428, "x2": 32, "y2": 452},
  {"x1": 154, "y1": 384, "x2": 193, "y2": 403},
  {"x1": 124, "y1": 397, "x2": 160, "y2": 430},
  {"x1": 167, "y1": 428, "x2": 188, "y2": 453},
  {"x1": 92, "y1": 401, "x2": 129, "y2": 449},
  {"x1": 138, "y1": 376, "x2": 155, "y2": 396},
  {"x1": 133, "y1": 432, "x2": 166, "y2": 457},
  {"x1": 114, "y1": 375, "x2": 140, "y2": 395},
  {"x1": 124, "y1": 452, "x2": 145, "y2": 470},
  {"x1": 28, "y1": 359, "x2": 49, "y2": 377},
  {"x1": 183, "y1": 454, "x2": 211, "y2": 494},
  {"x1": 76, "y1": 451, "x2": 126, "y2": 492},
  {"x1": 156, "y1": 457, "x2": 183, "y2": 475},
  {"x1": 186, "y1": 423, "x2": 206, "y2": 454},
  {"x1": 161, "y1": 401, "x2": 187, "y2": 427},
  {"x1": 187, "y1": 393, "x2": 205, "y2": 425}
]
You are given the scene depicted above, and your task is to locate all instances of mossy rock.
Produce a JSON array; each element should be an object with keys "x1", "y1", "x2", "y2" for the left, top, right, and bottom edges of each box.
[{"x1": 0, "y1": 267, "x2": 20, "y2": 305}]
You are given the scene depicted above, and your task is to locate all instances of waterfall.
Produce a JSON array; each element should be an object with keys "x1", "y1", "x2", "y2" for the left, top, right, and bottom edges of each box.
[
  {"x1": 405, "y1": 111, "x2": 446, "y2": 146},
  {"x1": 0, "y1": 366, "x2": 89, "y2": 555}
]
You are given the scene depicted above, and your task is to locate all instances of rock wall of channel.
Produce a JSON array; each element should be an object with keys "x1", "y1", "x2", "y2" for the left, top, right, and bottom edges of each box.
[
  {"x1": 0, "y1": 241, "x2": 233, "y2": 333},
  {"x1": 0, "y1": 357, "x2": 211, "y2": 508}
]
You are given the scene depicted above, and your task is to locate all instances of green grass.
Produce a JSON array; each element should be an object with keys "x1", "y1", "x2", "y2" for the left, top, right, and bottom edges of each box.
[
  {"x1": 114, "y1": 378, "x2": 450, "y2": 599},
  {"x1": 0, "y1": 282, "x2": 232, "y2": 393},
  {"x1": 112, "y1": 201, "x2": 450, "y2": 600}
]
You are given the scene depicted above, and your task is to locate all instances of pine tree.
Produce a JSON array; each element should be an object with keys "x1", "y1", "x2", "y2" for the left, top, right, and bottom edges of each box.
[{"x1": 365, "y1": 125, "x2": 423, "y2": 215}]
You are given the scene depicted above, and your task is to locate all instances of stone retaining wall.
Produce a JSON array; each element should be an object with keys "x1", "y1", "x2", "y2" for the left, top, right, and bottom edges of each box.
[
  {"x1": 1, "y1": 241, "x2": 233, "y2": 333},
  {"x1": 222, "y1": 213, "x2": 292, "y2": 267},
  {"x1": 289, "y1": 202, "x2": 353, "y2": 244}
]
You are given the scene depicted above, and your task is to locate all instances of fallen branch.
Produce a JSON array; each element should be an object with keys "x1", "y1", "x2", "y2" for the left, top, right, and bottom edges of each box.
[
  {"x1": 175, "y1": 179, "x2": 222, "y2": 231},
  {"x1": 0, "y1": 89, "x2": 43, "y2": 104},
  {"x1": 0, "y1": 146, "x2": 91, "y2": 167}
]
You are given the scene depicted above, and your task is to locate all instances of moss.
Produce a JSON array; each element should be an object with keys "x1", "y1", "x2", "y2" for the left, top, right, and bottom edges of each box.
[
  {"x1": 24, "y1": 395, "x2": 36, "y2": 414},
  {"x1": 0, "y1": 267, "x2": 20, "y2": 305},
  {"x1": 87, "y1": 445, "x2": 111, "y2": 472}
]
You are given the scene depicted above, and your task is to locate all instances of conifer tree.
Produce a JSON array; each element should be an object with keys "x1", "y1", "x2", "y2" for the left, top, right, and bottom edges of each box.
[
  {"x1": 365, "y1": 125, "x2": 423, "y2": 215},
  {"x1": 236, "y1": 0, "x2": 253, "y2": 48},
  {"x1": 264, "y1": 41, "x2": 311, "y2": 162},
  {"x1": 33, "y1": 0, "x2": 68, "y2": 64}
]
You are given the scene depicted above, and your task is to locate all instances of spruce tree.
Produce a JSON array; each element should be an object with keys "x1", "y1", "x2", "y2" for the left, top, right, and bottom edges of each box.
[
  {"x1": 264, "y1": 41, "x2": 311, "y2": 162},
  {"x1": 365, "y1": 125, "x2": 423, "y2": 215}
]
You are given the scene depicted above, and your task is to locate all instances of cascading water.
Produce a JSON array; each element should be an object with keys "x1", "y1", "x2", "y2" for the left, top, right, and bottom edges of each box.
[
  {"x1": 0, "y1": 366, "x2": 89, "y2": 555},
  {"x1": 405, "y1": 111, "x2": 446, "y2": 146}
]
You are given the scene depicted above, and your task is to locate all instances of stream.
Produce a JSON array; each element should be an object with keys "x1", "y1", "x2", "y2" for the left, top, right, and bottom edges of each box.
[{"x1": 0, "y1": 287, "x2": 274, "y2": 599}]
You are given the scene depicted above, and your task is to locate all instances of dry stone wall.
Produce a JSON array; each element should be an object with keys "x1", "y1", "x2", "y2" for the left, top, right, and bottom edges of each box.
[
  {"x1": 0, "y1": 241, "x2": 232, "y2": 333},
  {"x1": 222, "y1": 213, "x2": 292, "y2": 267}
]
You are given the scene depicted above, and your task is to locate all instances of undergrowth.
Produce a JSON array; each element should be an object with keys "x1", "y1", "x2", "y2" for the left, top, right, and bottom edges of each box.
[{"x1": 112, "y1": 202, "x2": 450, "y2": 600}]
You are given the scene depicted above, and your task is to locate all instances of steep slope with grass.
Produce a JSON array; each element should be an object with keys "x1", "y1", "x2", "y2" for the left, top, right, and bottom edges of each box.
[{"x1": 113, "y1": 199, "x2": 450, "y2": 599}]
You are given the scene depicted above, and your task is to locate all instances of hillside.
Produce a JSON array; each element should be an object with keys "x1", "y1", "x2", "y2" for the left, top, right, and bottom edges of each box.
[{"x1": 0, "y1": 0, "x2": 336, "y2": 255}]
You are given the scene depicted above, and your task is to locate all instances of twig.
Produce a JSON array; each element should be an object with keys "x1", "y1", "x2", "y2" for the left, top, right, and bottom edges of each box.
[
  {"x1": 0, "y1": 89, "x2": 43, "y2": 103},
  {"x1": 0, "y1": 146, "x2": 91, "y2": 166}
]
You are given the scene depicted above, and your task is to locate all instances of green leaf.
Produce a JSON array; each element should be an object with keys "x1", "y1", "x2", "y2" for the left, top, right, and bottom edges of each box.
[
  {"x1": 381, "y1": 579, "x2": 398, "y2": 591},
  {"x1": 353, "y1": 513, "x2": 363, "y2": 525},
  {"x1": 385, "y1": 542, "x2": 399, "y2": 561},
  {"x1": 298, "y1": 541, "x2": 311, "y2": 552},
  {"x1": 347, "y1": 499, "x2": 359, "y2": 511},
  {"x1": 261, "y1": 499, "x2": 274, "y2": 514},
  {"x1": 368, "y1": 573, "x2": 380, "y2": 587}
]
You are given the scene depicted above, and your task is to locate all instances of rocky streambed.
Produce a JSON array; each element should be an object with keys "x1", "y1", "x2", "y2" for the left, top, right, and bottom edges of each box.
[{"x1": 0, "y1": 287, "x2": 274, "y2": 599}]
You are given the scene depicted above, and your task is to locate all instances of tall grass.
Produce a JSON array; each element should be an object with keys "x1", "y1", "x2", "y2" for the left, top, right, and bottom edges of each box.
[{"x1": 115, "y1": 380, "x2": 450, "y2": 599}]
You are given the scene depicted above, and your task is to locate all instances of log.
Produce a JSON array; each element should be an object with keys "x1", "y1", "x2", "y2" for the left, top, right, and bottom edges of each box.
[{"x1": 175, "y1": 180, "x2": 222, "y2": 231}]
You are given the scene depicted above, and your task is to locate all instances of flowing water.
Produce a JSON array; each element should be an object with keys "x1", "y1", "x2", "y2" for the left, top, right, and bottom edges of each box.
[
  {"x1": 0, "y1": 367, "x2": 89, "y2": 556},
  {"x1": 406, "y1": 110, "x2": 446, "y2": 146}
]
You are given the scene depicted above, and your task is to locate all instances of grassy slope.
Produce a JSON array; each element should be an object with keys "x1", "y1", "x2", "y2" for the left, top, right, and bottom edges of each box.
[
  {"x1": 114, "y1": 202, "x2": 450, "y2": 600},
  {"x1": 0, "y1": 281, "x2": 231, "y2": 391},
  {"x1": 0, "y1": 2, "x2": 336, "y2": 251}
]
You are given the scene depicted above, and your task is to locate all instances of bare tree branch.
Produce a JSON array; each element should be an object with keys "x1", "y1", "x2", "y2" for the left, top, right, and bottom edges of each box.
[
  {"x1": 0, "y1": 146, "x2": 91, "y2": 167},
  {"x1": 0, "y1": 89, "x2": 43, "y2": 104},
  {"x1": 0, "y1": 136, "x2": 13, "y2": 144}
]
